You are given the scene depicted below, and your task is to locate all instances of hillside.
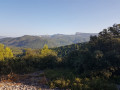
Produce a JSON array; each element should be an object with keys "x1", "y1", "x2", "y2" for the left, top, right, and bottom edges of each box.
[
  {"x1": 53, "y1": 43, "x2": 84, "y2": 57},
  {"x1": 0, "y1": 33, "x2": 97, "y2": 48}
]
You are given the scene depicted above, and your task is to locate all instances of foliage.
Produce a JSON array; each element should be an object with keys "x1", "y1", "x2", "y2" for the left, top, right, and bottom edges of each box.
[
  {"x1": 0, "y1": 43, "x2": 13, "y2": 61},
  {"x1": 45, "y1": 69, "x2": 117, "y2": 90},
  {"x1": 10, "y1": 46, "x2": 24, "y2": 57},
  {"x1": 50, "y1": 77, "x2": 117, "y2": 90},
  {"x1": 40, "y1": 44, "x2": 57, "y2": 58},
  {"x1": 62, "y1": 24, "x2": 120, "y2": 79},
  {"x1": 53, "y1": 43, "x2": 82, "y2": 57},
  {"x1": 44, "y1": 68, "x2": 75, "y2": 80}
]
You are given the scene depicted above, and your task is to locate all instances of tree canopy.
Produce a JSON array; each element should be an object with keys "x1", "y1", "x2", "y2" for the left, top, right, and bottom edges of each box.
[{"x1": 0, "y1": 43, "x2": 13, "y2": 61}]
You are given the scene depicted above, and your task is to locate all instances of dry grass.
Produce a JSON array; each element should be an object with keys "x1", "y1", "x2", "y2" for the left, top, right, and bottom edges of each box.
[
  {"x1": 0, "y1": 73, "x2": 20, "y2": 82},
  {"x1": 0, "y1": 72, "x2": 48, "y2": 84}
]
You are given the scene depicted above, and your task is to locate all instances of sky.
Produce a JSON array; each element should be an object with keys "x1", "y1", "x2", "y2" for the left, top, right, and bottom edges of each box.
[{"x1": 0, "y1": 0, "x2": 120, "y2": 37}]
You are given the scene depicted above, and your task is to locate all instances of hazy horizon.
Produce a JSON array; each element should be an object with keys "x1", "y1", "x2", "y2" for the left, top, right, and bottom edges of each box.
[
  {"x1": 0, "y1": 0, "x2": 120, "y2": 36},
  {"x1": 0, "y1": 32, "x2": 98, "y2": 37}
]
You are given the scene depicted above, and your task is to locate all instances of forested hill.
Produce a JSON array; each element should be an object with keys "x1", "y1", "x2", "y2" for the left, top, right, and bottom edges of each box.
[
  {"x1": 0, "y1": 33, "x2": 97, "y2": 49},
  {"x1": 53, "y1": 43, "x2": 86, "y2": 57}
]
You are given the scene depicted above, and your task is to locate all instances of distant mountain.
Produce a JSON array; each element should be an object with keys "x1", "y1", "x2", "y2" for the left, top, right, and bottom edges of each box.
[
  {"x1": 75, "y1": 32, "x2": 97, "y2": 36},
  {"x1": 0, "y1": 36, "x2": 6, "y2": 39},
  {"x1": 0, "y1": 33, "x2": 97, "y2": 49}
]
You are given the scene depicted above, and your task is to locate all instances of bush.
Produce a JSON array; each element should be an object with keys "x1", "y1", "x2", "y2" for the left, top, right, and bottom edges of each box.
[
  {"x1": 49, "y1": 77, "x2": 117, "y2": 90},
  {"x1": 50, "y1": 78, "x2": 70, "y2": 89},
  {"x1": 38, "y1": 55, "x2": 58, "y2": 69}
]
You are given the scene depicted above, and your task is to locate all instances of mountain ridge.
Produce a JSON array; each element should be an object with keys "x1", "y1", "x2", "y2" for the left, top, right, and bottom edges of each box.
[{"x1": 0, "y1": 33, "x2": 97, "y2": 49}]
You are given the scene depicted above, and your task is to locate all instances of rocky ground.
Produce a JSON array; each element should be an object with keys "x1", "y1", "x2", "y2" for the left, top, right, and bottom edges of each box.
[{"x1": 0, "y1": 71, "x2": 50, "y2": 90}]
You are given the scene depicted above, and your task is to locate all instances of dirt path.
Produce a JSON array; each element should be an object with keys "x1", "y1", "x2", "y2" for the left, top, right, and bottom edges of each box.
[{"x1": 0, "y1": 71, "x2": 50, "y2": 90}]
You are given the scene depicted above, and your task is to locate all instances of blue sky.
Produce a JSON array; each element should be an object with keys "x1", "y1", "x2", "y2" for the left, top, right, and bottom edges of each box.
[{"x1": 0, "y1": 0, "x2": 120, "y2": 36}]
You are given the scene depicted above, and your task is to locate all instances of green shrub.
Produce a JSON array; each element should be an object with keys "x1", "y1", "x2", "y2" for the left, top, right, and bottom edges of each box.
[{"x1": 49, "y1": 77, "x2": 117, "y2": 90}]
